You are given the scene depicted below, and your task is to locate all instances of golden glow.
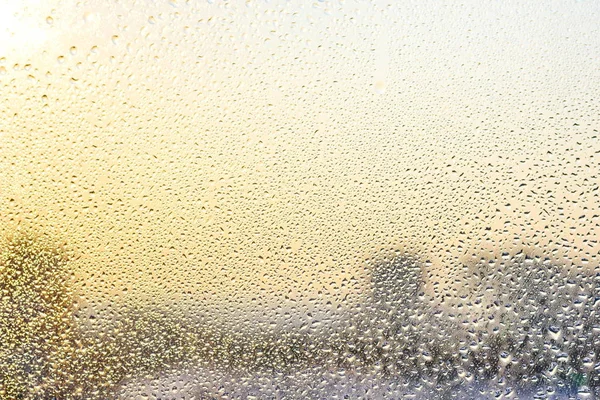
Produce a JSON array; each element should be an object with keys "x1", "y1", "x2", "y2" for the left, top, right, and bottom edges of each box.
[{"x1": 1, "y1": 0, "x2": 599, "y2": 315}]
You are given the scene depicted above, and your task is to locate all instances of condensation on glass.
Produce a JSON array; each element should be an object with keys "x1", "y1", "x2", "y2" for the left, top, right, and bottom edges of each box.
[{"x1": 1, "y1": 1, "x2": 599, "y2": 399}]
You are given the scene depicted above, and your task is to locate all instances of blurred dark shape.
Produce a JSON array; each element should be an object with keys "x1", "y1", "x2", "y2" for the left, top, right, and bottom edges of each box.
[
  {"x1": 371, "y1": 253, "x2": 423, "y2": 309},
  {"x1": 0, "y1": 233, "x2": 74, "y2": 398},
  {"x1": 0, "y1": 232, "x2": 194, "y2": 399}
]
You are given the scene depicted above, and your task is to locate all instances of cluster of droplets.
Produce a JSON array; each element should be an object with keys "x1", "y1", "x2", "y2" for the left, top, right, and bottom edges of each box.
[
  {"x1": 3, "y1": 234, "x2": 600, "y2": 399},
  {"x1": 1, "y1": 0, "x2": 600, "y2": 399}
]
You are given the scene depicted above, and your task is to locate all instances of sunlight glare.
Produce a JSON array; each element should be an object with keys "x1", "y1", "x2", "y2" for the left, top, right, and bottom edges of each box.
[{"x1": 0, "y1": 1, "x2": 49, "y2": 57}]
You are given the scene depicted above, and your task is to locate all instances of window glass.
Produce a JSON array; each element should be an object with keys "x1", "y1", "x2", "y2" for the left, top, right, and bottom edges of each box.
[{"x1": 1, "y1": 1, "x2": 599, "y2": 398}]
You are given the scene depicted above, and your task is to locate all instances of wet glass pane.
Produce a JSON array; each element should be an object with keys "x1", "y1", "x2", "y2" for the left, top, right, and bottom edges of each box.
[{"x1": 1, "y1": 1, "x2": 599, "y2": 399}]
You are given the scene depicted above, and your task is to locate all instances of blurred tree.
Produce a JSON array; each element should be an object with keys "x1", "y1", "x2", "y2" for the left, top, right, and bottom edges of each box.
[
  {"x1": 0, "y1": 233, "x2": 74, "y2": 398},
  {"x1": 0, "y1": 232, "x2": 196, "y2": 399},
  {"x1": 370, "y1": 253, "x2": 423, "y2": 310}
]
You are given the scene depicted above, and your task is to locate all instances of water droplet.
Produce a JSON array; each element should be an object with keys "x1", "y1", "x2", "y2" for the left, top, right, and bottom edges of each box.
[{"x1": 374, "y1": 80, "x2": 386, "y2": 94}]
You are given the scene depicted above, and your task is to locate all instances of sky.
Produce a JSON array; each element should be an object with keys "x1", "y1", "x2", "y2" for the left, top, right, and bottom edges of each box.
[{"x1": 1, "y1": 0, "x2": 599, "y2": 324}]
